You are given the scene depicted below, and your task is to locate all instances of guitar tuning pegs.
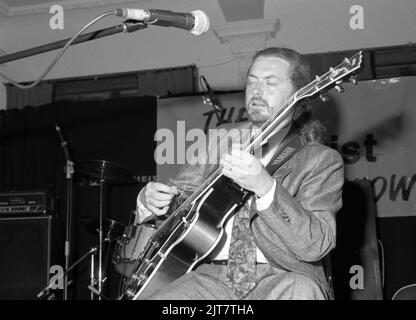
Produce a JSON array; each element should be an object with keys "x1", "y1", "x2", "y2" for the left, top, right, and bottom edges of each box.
[
  {"x1": 344, "y1": 57, "x2": 351, "y2": 65},
  {"x1": 335, "y1": 84, "x2": 344, "y2": 93},
  {"x1": 349, "y1": 75, "x2": 358, "y2": 85},
  {"x1": 319, "y1": 93, "x2": 330, "y2": 102}
]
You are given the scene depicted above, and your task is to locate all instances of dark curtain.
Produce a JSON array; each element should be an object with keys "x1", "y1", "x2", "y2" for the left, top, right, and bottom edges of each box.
[
  {"x1": 5, "y1": 82, "x2": 54, "y2": 110},
  {"x1": 5, "y1": 65, "x2": 197, "y2": 109},
  {"x1": 0, "y1": 96, "x2": 157, "y2": 299},
  {"x1": 136, "y1": 65, "x2": 197, "y2": 96}
]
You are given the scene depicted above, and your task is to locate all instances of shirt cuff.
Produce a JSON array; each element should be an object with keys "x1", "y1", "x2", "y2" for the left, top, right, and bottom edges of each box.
[
  {"x1": 134, "y1": 189, "x2": 153, "y2": 224},
  {"x1": 255, "y1": 179, "x2": 276, "y2": 211}
]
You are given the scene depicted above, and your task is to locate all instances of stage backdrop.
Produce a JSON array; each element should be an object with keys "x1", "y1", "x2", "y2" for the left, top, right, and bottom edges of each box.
[{"x1": 157, "y1": 76, "x2": 416, "y2": 219}]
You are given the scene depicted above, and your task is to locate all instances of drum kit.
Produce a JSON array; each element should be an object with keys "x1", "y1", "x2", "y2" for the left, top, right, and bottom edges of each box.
[
  {"x1": 47, "y1": 125, "x2": 154, "y2": 300},
  {"x1": 72, "y1": 159, "x2": 154, "y2": 299}
]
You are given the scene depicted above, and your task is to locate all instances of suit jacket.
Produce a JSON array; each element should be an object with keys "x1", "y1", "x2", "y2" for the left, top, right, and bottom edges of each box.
[{"x1": 168, "y1": 121, "x2": 344, "y2": 295}]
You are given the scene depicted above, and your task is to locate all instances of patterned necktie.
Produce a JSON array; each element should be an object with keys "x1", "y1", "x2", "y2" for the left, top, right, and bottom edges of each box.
[
  {"x1": 225, "y1": 132, "x2": 272, "y2": 298},
  {"x1": 226, "y1": 205, "x2": 257, "y2": 298}
]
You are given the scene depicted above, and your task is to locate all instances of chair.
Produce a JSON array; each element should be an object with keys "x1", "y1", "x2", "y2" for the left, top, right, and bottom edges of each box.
[{"x1": 330, "y1": 178, "x2": 384, "y2": 300}]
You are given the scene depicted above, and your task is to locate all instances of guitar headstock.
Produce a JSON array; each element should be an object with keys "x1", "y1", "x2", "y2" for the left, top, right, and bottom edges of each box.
[{"x1": 294, "y1": 51, "x2": 363, "y2": 103}]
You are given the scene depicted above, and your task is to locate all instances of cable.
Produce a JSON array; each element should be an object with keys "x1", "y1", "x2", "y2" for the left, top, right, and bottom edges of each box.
[
  {"x1": 0, "y1": 10, "x2": 116, "y2": 89},
  {"x1": 198, "y1": 58, "x2": 238, "y2": 69},
  {"x1": 377, "y1": 239, "x2": 385, "y2": 288}
]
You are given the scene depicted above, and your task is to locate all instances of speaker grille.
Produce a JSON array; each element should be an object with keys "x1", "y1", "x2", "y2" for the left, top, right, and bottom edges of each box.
[{"x1": 0, "y1": 216, "x2": 52, "y2": 299}]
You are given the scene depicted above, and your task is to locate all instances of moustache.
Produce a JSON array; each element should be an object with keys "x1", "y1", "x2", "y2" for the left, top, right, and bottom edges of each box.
[{"x1": 248, "y1": 97, "x2": 268, "y2": 107}]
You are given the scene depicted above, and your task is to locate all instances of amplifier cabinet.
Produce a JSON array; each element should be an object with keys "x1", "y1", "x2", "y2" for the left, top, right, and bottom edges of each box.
[
  {"x1": 0, "y1": 215, "x2": 62, "y2": 299},
  {"x1": 0, "y1": 190, "x2": 55, "y2": 216}
]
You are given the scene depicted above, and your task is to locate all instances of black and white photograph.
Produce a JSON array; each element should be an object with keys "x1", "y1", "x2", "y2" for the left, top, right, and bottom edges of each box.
[{"x1": 0, "y1": 0, "x2": 415, "y2": 307}]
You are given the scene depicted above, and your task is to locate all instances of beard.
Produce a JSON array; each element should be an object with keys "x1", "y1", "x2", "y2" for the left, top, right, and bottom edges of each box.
[{"x1": 246, "y1": 97, "x2": 270, "y2": 126}]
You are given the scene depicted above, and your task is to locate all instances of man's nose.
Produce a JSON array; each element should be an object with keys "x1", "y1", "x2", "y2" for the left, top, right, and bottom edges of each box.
[{"x1": 252, "y1": 83, "x2": 263, "y2": 97}]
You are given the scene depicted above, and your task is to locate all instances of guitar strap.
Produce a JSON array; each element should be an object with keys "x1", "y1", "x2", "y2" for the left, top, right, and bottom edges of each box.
[{"x1": 263, "y1": 127, "x2": 306, "y2": 175}]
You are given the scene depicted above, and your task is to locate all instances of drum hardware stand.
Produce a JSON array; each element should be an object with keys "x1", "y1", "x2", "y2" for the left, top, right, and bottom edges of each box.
[
  {"x1": 55, "y1": 131, "x2": 118, "y2": 300},
  {"x1": 37, "y1": 247, "x2": 97, "y2": 300},
  {"x1": 90, "y1": 249, "x2": 95, "y2": 300},
  {"x1": 77, "y1": 160, "x2": 132, "y2": 300},
  {"x1": 98, "y1": 168, "x2": 106, "y2": 300}
]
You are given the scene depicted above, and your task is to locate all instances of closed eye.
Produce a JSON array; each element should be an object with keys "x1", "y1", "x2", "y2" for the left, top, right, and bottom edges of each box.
[
  {"x1": 267, "y1": 81, "x2": 279, "y2": 86},
  {"x1": 247, "y1": 77, "x2": 257, "y2": 85}
]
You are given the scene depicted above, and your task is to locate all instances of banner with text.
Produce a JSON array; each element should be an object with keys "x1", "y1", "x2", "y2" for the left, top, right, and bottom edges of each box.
[{"x1": 157, "y1": 77, "x2": 416, "y2": 218}]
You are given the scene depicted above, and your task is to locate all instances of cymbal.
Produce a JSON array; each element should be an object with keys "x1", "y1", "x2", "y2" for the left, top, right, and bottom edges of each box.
[
  {"x1": 76, "y1": 160, "x2": 134, "y2": 184},
  {"x1": 80, "y1": 215, "x2": 125, "y2": 242}
]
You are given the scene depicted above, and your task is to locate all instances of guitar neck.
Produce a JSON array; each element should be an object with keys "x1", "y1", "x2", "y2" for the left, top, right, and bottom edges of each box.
[{"x1": 170, "y1": 50, "x2": 363, "y2": 218}]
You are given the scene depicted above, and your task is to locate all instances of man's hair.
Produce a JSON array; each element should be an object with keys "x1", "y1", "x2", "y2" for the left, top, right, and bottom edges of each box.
[
  {"x1": 249, "y1": 47, "x2": 312, "y2": 92},
  {"x1": 248, "y1": 47, "x2": 326, "y2": 143}
]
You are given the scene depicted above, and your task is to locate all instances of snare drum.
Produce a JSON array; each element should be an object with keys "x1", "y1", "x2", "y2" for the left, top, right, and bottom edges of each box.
[{"x1": 113, "y1": 223, "x2": 156, "y2": 277}]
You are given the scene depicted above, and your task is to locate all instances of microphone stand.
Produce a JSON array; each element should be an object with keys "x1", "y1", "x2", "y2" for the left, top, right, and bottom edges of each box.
[
  {"x1": 0, "y1": 15, "x2": 158, "y2": 300},
  {"x1": 200, "y1": 75, "x2": 224, "y2": 126},
  {"x1": 0, "y1": 17, "x2": 149, "y2": 301},
  {"x1": 37, "y1": 247, "x2": 97, "y2": 300},
  {"x1": 55, "y1": 123, "x2": 73, "y2": 300},
  {"x1": 54, "y1": 125, "x2": 107, "y2": 300},
  {"x1": 0, "y1": 20, "x2": 147, "y2": 65}
]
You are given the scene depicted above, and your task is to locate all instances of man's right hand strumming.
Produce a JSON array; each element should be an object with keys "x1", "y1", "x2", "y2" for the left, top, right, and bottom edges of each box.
[{"x1": 137, "y1": 182, "x2": 178, "y2": 218}]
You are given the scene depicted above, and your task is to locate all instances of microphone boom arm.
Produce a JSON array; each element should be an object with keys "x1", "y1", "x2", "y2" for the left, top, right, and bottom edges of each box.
[{"x1": 0, "y1": 20, "x2": 147, "y2": 65}]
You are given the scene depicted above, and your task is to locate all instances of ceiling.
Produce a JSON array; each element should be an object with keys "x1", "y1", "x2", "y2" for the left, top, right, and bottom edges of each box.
[
  {"x1": 0, "y1": 0, "x2": 266, "y2": 58},
  {"x1": 0, "y1": 0, "x2": 265, "y2": 21}
]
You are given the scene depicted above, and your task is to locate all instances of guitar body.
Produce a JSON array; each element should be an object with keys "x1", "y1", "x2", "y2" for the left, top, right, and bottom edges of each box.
[
  {"x1": 119, "y1": 176, "x2": 250, "y2": 299},
  {"x1": 392, "y1": 284, "x2": 416, "y2": 300}
]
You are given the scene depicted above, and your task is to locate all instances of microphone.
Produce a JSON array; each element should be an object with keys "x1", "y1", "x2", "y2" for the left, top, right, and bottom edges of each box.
[
  {"x1": 114, "y1": 9, "x2": 209, "y2": 36},
  {"x1": 55, "y1": 123, "x2": 70, "y2": 161},
  {"x1": 200, "y1": 75, "x2": 223, "y2": 112}
]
